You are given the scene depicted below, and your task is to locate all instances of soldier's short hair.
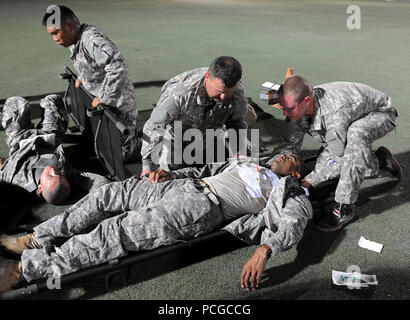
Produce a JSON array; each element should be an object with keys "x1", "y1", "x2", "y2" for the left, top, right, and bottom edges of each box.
[
  {"x1": 208, "y1": 56, "x2": 242, "y2": 88},
  {"x1": 282, "y1": 75, "x2": 313, "y2": 103},
  {"x1": 42, "y1": 5, "x2": 80, "y2": 29},
  {"x1": 41, "y1": 176, "x2": 71, "y2": 205}
]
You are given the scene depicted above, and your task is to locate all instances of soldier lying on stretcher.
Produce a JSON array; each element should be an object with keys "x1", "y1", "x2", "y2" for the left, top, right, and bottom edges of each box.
[{"x1": 0, "y1": 153, "x2": 312, "y2": 293}]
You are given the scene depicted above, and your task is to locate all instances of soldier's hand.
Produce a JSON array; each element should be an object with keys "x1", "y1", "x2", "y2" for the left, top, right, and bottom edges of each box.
[
  {"x1": 75, "y1": 79, "x2": 82, "y2": 88},
  {"x1": 301, "y1": 179, "x2": 311, "y2": 188},
  {"x1": 148, "y1": 169, "x2": 170, "y2": 184},
  {"x1": 92, "y1": 97, "x2": 102, "y2": 108},
  {"x1": 140, "y1": 169, "x2": 152, "y2": 178},
  {"x1": 241, "y1": 245, "x2": 271, "y2": 291}
]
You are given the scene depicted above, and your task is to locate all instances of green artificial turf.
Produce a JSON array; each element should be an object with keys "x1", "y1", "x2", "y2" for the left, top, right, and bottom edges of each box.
[{"x1": 0, "y1": 0, "x2": 409, "y2": 301}]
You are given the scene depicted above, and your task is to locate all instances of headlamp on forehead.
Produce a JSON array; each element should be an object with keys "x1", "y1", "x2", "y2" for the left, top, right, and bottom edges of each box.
[{"x1": 259, "y1": 81, "x2": 282, "y2": 105}]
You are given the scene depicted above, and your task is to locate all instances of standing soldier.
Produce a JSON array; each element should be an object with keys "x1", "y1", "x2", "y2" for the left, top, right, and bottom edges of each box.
[
  {"x1": 140, "y1": 56, "x2": 249, "y2": 176},
  {"x1": 42, "y1": 5, "x2": 140, "y2": 161},
  {"x1": 270, "y1": 75, "x2": 401, "y2": 231}
]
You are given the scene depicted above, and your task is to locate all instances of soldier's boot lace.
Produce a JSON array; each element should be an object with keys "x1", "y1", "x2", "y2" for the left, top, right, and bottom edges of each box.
[
  {"x1": 0, "y1": 233, "x2": 42, "y2": 256},
  {"x1": 316, "y1": 203, "x2": 356, "y2": 232}
]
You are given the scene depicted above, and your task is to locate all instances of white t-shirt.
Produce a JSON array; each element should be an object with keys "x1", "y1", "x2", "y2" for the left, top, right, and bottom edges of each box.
[{"x1": 203, "y1": 163, "x2": 280, "y2": 218}]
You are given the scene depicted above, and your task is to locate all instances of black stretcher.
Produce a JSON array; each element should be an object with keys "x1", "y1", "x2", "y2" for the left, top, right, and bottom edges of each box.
[
  {"x1": 61, "y1": 66, "x2": 127, "y2": 181},
  {"x1": 0, "y1": 167, "x2": 337, "y2": 300}
]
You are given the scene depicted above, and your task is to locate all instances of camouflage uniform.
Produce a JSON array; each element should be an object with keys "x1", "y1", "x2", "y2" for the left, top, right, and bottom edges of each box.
[
  {"x1": 21, "y1": 157, "x2": 312, "y2": 282},
  {"x1": 0, "y1": 95, "x2": 109, "y2": 197},
  {"x1": 271, "y1": 82, "x2": 398, "y2": 204},
  {"x1": 141, "y1": 67, "x2": 248, "y2": 172},
  {"x1": 70, "y1": 24, "x2": 139, "y2": 161}
]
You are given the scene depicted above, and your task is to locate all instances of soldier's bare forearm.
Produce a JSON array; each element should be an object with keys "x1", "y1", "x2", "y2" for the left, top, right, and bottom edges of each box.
[{"x1": 241, "y1": 245, "x2": 271, "y2": 290}]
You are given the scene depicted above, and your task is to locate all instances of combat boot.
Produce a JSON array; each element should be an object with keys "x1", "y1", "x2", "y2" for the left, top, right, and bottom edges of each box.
[
  {"x1": 375, "y1": 146, "x2": 402, "y2": 179},
  {"x1": 316, "y1": 203, "x2": 356, "y2": 232},
  {"x1": 0, "y1": 233, "x2": 41, "y2": 256}
]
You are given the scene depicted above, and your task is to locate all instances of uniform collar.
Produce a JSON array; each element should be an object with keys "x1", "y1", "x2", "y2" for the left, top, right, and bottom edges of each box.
[
  {"x1": 310, "y1": 88, "x2": 325, "y2": 131},
  {"x1": 69, "y1": 23, "x2": 87, "y2": 59},
  {"x1": 196, "y1": 77, "x2": 214, "y2": 106}
]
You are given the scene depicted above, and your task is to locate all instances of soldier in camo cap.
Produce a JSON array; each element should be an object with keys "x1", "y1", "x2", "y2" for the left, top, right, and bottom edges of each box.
[
  {"x1": 0, "y1": 153, "x2": 312, "y2": 293},
  {"x1": 269, "y1": 75, "x2": 401, "y2": 232},
  {"x1": 42, "y1": 5, "x2": 140, "y2": 162},
  {"x1": 0, "y1": 95, "x2": 109, "y2": 205},
  {"x1": 140, "y1": 56, "x2": 249, "y2": 176}
]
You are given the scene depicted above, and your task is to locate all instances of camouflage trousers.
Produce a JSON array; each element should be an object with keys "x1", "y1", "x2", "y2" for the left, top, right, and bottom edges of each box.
[
  {"x1": 315, "y1": 111, "x2": 397, "y2": 204},
  {"x1": 21, "y1": 178, "x2": 224, "y2": 282},
  {"x1": 106, "y1": 103, "x2": 140, "y2": 162},
  {"x1": 1, "y1": 95, "x2": 68, "y2": 153}
]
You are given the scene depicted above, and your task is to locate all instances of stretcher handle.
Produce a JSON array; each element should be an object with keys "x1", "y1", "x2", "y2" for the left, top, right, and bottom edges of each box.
[{"x1": 62, "y1": 66, "x2": 129, "y2": 135}]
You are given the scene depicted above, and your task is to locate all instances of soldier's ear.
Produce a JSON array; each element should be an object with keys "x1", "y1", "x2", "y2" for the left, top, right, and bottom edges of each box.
[
  {"x1": 303, "y1": 95, "x2": 312, "y2": 103},
  {"x1": 37, "y1": 184, "x2": 43, "y2": 196},
  {"x1": 304, "y1": 95, "x2": 315, "y2": 112},
  {"x1": 291, "y1": 171, "x2": 301, "y2": 179},
  {"x1": 65, "y1": 21, "x2": 76, "y2": 33}
]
